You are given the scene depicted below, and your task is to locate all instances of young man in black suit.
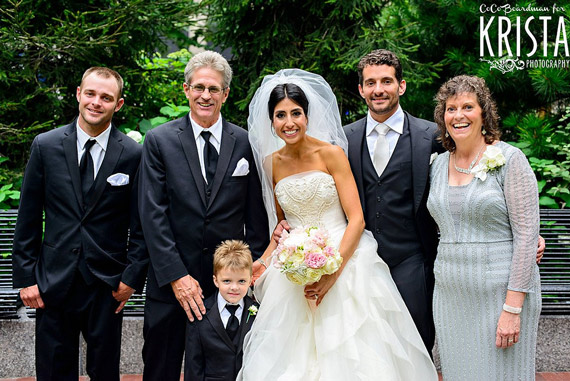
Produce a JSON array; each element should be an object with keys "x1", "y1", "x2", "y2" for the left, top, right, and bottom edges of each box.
[
  {"x1": 139, "y1": 50, "x2": 269, "y2": 381},
  {"x1": 12, "y1": 67, "x2": 148, "y2": 380},
  {"x1": 185, "y1": 240, "x2": 258, "y2": 381}
]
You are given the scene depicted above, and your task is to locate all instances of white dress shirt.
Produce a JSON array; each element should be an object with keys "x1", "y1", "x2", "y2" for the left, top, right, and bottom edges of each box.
[
  {"x1": 190, "y1": 114, "x2": 223, "y2": 183},
  {"x1": 365, "y1": 105, "x2": 405, "y2": 162},
  {"x1": 217, "y1": 292, "x2": 244, "y2": 327},
  {"x1": 76, "y1": 123, "x2": 112, "y2": 179}
]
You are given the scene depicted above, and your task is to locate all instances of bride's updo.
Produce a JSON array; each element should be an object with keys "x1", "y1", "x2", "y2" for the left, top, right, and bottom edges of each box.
[{"x1": 267, "y1": 83, "x2": 309, "y2": 120}]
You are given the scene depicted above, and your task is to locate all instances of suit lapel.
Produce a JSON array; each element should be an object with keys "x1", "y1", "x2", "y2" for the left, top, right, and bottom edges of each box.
[
  {"x1": 178, "y1": 117, "x2": 207, "y2": 206},
  {"x1": 236, "y1": 296, "x2": 256, "y2": 355},
  {"x1": 407, "y1": 112, "x2": 432, "y2": 214},
  {"x1": 83, "y1": 127, "x2": 123, "y2": 218},
  {"x1": 346, "y1": 118, "x2": 367, "y2": 210},
  {"x1": 206, "y1": 294, "x2": 236, "y2": 350},
  {"x1": 62, "y1": 123, "x2": 84, "y2": 210},
  {"x1": 207, "y1": 118, "x2": 236, "y2": 208}
]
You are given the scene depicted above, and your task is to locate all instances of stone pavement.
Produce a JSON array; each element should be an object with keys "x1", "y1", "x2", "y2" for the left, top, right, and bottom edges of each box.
[{"x1": 5, "y1": 372, "x2": 568, "y2": 380}]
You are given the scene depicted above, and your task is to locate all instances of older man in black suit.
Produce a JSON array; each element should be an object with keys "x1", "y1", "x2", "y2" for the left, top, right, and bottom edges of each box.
[
  {"x1": 12, "y1": 67, "x2": 147, "y2": 380},
  {"x1": 139, "y1": 50, "x2": 269, "y2": 381}
]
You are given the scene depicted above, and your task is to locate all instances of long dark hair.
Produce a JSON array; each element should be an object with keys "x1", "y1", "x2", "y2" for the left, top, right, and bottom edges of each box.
[{"x1": 267, "y1": 83, "x2": 309, "y2": 120}]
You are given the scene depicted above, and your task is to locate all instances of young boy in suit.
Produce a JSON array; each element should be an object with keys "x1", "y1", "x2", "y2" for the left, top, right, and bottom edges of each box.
[{"x1": 184, "y1": 240, "x2": 259, "y2": 380}]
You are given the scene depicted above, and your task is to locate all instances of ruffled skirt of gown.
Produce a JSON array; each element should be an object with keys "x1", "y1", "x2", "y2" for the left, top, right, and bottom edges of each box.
[{"x1": 238, "y1": 230, "x2": 437, "y2": 380}]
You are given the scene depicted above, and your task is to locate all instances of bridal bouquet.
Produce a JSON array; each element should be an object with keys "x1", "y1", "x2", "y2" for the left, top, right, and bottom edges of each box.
[{"x1": 272, "y1": 226, "x2": 343, "y2": 286}]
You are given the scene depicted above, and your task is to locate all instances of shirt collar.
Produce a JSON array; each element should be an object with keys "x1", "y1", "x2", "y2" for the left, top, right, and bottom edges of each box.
[
  {"x1": 217, "y1": 292, "x2": 244, "y2": 312},
  {"x1": 76, "y1": 121, "x2": 112, "y2": 151},
  {"x1": 365, "y1": 105, "x2": 404, "y2": 136},
  {"x1": 190, "y1": 114, "x2": 223, "y2": 145}
]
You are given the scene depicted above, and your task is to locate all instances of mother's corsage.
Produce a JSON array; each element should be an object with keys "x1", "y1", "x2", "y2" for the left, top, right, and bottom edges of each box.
[
  {"x1": 272, "y1": 226, "x2": 343, "y2": 286},
  {"x1": 471, "y1": 145, "x2": 506, "y2": 181}
]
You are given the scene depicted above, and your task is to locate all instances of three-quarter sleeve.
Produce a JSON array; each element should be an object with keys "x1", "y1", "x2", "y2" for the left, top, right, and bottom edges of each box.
[{"x1": 504, "y1": 149, "x2": 540, "y2": 293}]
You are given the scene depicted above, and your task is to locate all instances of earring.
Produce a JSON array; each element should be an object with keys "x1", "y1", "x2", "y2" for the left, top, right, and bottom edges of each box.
[
  {"x1": 271, "y1": 124, "x2": 277, "y2": 137},
  {"x1": 445, "y1": 131, "x2": 449, "y2": 138},
  {"x1": 482, "y1": 128, "x2": 487, "y2": 135}
]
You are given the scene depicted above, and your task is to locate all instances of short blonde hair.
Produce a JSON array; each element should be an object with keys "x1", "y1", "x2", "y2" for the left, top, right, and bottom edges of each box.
[
  {"x1": 213, "y1": 240, "x2": 252, "y2": 275},
  {"x1": 81, "y1": 67, "x2": 124, "y2": 98}
]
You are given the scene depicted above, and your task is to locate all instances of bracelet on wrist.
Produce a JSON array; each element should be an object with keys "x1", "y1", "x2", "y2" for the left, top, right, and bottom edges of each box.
[
  {"x1": 258, "y1": 258, "x2": 268, "y2": 269},
  {"x1": 503, "y1": 303, "x2": 522, "y2": 314}
]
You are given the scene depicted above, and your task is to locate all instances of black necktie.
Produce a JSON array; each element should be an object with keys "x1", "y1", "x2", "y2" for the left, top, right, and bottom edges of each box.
[
  {"x1": 80, "y1": 139, "x2": 97, "y2": 200},
  {"x1": 201, "y1": 131, "x2": 218, "y2": 188},
  {"x1": 225, "y1": 304, "x2": 240, "y2": 340}
]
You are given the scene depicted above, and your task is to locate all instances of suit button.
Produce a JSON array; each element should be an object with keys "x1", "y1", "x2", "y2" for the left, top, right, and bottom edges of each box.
[
  {"x1": 72, "y1": 248, "x2": 79, "y2": 254},
  {"x1": 203, "y1": 248, "x2": 208, "y2": 254},
  {"x1": 375, "y1": 228, "x2": 381, "y2": 234},
  {"x1": 376, "y1": 212, "x2": 380, "y2": 218},
  {"x1": 206, "y1": 190, "x2": 211, "y2": 197},
  {"x1": 377, "y1": 181, "x2": 382, "y2": 186},
  {"x1": 377, "y1": 196, "x2": 383, "y2": 202}
]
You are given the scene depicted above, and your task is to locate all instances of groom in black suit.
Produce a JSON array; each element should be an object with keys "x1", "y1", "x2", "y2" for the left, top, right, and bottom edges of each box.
[
  {"x1": 343, "y1": 50, "x2": 442, "y2": 351},
  {"x1": 12, "y1": 67, "x2": 148, "y2": 380},
  {"x1": 139, "y1": 51, "x2": 269, "y2": 381}
]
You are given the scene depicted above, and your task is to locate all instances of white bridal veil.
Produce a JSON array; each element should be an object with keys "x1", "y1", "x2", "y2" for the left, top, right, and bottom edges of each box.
[{"x1": 247, "y1": 69, "x2": 348, "y2": 234}]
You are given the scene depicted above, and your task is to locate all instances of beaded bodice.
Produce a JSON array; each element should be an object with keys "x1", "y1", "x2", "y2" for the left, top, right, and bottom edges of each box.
[{"x1": 274, "y1": 171, "x2": 347, "y2": 241}]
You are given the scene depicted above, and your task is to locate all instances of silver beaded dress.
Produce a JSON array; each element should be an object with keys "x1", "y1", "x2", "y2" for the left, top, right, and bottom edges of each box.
[{"x1": 427, "y1": 142, "x2": 541, "y2": 381}]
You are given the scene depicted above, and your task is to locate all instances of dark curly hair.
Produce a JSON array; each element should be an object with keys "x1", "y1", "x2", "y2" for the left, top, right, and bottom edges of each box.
[
  {"x1": 434, "y1": 75, "x2": 501, "y2": 152},
  {"x1": 357, "y1": 49, "x2": 403, "y2": 85}
]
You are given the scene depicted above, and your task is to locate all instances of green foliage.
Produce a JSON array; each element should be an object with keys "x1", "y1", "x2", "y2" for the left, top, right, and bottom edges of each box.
[
  {"x1": 510, "y1": 107, "x2": 570, "y2": 208},
  {"x1": 196, "y1": 0, "x2": 442, "y2": 125},
  {"x1": 0, "y1": 157, "x2": 21, "y2": 210},
  {"x1": 0, "y1": 0, "x2": 197, "y2": 168}
]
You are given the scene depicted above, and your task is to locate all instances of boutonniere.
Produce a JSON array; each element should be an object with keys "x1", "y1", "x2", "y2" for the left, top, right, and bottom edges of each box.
[
  {"x1": 471, "y1": 145, "x2": 506, "y2": 181},
  {"x1": 429, "y1": 152, "x2": 438, "y2": 165},
  {"x1": 246, "y1": 305, "x2": 258, "y2": 323}
]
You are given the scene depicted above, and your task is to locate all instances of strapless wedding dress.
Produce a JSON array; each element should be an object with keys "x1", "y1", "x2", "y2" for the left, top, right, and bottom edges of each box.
[{"x1": 238, "y1": 171, "x2": 437, "y2": 380}]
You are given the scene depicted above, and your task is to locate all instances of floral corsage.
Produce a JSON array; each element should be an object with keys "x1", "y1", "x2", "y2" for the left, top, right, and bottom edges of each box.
[
  {"x1": 471, "y1": 145, "x2": 506, "y2": 181},
  {"x1": 246, "y1": 305, "x2": 258, "y2": 323}
]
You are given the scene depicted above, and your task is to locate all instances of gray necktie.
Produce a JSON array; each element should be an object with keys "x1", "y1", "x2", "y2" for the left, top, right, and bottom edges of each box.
[{"x1": 373, "y1": 123, "x2": 391, "y2": 176}]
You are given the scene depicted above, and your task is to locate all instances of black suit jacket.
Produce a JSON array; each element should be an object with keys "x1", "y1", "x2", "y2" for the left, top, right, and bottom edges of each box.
[
  {"x1": 12, "y1": 122, "x2": 148, "y2": 305},
  {"x1": 185, "y1": 293, "x2": 257, "y2": 381},
  {"x1": 344, "y1": 112, "x2": 443, "y2": 262},
  {"x1": 139, "y1": 115, "x2": 269, "y2": 302}
]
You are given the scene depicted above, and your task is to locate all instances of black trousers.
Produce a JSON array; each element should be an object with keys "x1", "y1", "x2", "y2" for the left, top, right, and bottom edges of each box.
[
  {"x1": 35, "y1": 273, "x2": 122, "y2": 381},
  {"x1": 142, "y1": 297, "x2": 188, "y2": 381},
  {"x1": 389, "y1": 253, "x2": 436, "y2": 352}
]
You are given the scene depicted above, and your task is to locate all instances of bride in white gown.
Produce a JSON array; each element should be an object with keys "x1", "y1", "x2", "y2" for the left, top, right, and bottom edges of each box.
[{"x1": 239, "y1": 69, "x2": 437, "y2": 380}]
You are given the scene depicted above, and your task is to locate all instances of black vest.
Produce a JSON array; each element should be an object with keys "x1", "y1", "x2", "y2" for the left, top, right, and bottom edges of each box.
[{"x1": 362, "y1": 120, "x2": 423, "y2": 268}]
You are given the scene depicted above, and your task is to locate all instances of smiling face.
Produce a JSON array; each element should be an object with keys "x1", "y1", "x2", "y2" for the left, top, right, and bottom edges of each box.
[
  {"x1": 76, "y1": 73, "x2": 124, "y2": 136},
  {"x1": 444, "y1": 92, "x2": 485, "y2": 147},
  {"x1": 184, "y1": 66, "x2": 230, "y2": 128},
  {"x1": 272, "y1": 97, "x2": 308, "y2": 145},
  {"x1": 213, "y1": 267, "x2": 251, "y2": 305},
  {"x1": 358, "y1": 64, "x2": 406, "y2": 123}
]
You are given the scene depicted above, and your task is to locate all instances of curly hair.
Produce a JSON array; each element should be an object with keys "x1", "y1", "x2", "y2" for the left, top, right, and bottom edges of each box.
[
  {"x1": 434, "y1": 75, "x2": 500, "y2": 152},
  {"x1": 357, "y1": 49, "x2": 403, "y2": 84}
]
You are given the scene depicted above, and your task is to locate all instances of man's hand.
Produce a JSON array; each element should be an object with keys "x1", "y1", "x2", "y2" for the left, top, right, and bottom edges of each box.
[
  {"x1": 272, "y1": 220, "x2": 290, "y2": 245},
  {"x1": 20, "y1": 284, "x2": 45, "y2": 309},
  {"x1": 536, "y1": 235, "x2": 545, "y2": 264},
  {"x1": 112, "y1": 281, "x2": 136, "y2": 314},
  {"x1": 171, "y1": 275, "x2": 205, "y2": 322}
]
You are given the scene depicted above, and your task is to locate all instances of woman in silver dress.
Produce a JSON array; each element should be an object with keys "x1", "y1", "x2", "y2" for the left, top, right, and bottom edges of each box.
[{"x1": 427, "y1": 75, "x2": 541, "y2": 380}]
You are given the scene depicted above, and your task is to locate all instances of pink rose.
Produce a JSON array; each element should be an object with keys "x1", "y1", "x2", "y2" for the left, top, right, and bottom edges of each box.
[{"x1": 304, "y1": 252, "x2": 327, "y2": 269}]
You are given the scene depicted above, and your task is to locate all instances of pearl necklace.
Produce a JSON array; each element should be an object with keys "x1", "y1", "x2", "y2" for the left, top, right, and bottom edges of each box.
[{"x1": 453, "y1": 145, "x2": 486, "y2": 174}]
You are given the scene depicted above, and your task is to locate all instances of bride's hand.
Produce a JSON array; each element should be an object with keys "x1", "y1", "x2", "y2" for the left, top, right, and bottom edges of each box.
[
  {"x1": 304, "y1": 272, "x2": 339, "y2": 306},
  {"x1": 251, "y1": 259, "x2": 267, "y2": 285}
]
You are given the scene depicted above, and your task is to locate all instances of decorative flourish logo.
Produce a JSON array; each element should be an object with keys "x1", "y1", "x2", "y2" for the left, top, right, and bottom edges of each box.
[{"x1": 479, "y1": 58, "x2": 526, "y2": 73}]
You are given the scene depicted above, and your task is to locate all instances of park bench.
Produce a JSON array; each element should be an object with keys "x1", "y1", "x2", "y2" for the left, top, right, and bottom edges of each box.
[
  {"x1": 1, "y1": 209, "x2": 570, "y2": 318},
  {"x1": 0, "y1": 209, "x2": 145, "y2": 318}
]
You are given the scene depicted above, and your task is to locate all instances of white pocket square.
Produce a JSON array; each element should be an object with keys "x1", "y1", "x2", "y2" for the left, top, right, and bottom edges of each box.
[
  {"x1": 232, "y1": 158, "x2": 249, "y2": 176},
  {"x1": 107, "y1": 173, "x2": 129, "y2": 186}
]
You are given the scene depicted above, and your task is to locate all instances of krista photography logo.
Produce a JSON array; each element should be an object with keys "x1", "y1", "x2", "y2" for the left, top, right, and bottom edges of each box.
[{"x1": 479, "y1": 3, "x2": 569, "y2": 73}]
